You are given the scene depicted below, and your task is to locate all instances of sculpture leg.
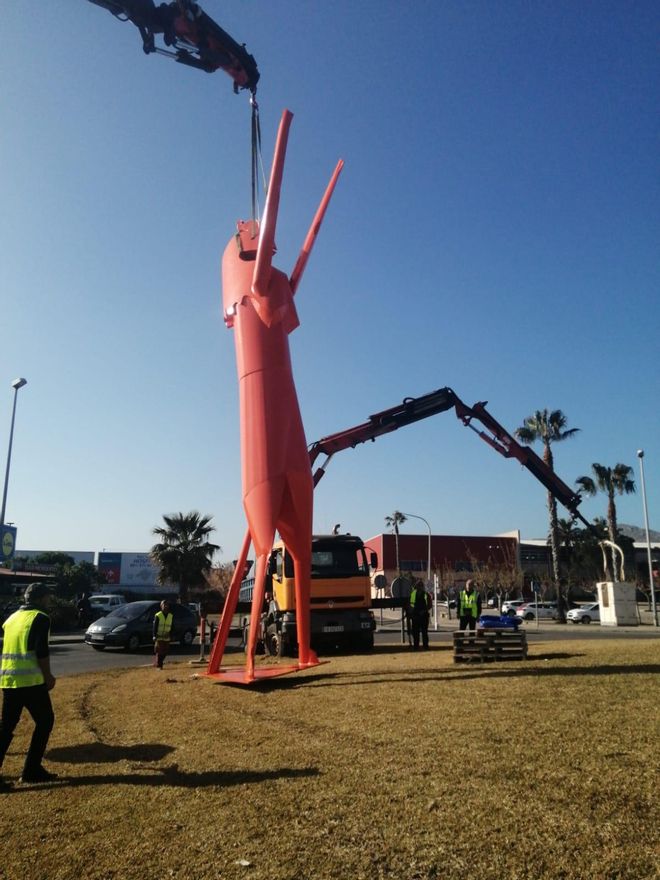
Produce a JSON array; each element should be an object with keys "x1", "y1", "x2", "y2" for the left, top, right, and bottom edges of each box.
[
  {"x1": 291, "y1": 553, "x2": 318, "y2": 667},
  {"x1": 206, "y1": 529, "x2": 251, "y2": 674},
  {"x1": 244, "y1": 553, "x2": 269, "y2": 680},
  {"x1": 277, "y1": 472, "x2": 316, "y2": 667}
]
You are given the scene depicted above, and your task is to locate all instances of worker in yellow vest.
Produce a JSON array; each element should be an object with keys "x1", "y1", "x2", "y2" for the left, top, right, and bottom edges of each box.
[
  {"x1": 153, "y1": 599, "x2": 174, "y2": 669},
  {"x1": 458, "y1": 579, "x2": 482, "y2": 632},
  {"x1": 0, "y1": 582, "x2": 57, "y2": 786}
]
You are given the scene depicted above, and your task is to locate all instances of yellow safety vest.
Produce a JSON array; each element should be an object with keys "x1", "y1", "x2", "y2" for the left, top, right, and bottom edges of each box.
[
  {"x1": 410, "y1": 589, "x2": 429, "y2": 611},
  {"x1": 460, "y1": 590, "x2": 478, "y2": 618},
  {"x1": 0, "y1": 609, "x2": 47, "y2": 689},
  {"x1": 155, "y1": 611, "x2": 173, "y2": 641}
]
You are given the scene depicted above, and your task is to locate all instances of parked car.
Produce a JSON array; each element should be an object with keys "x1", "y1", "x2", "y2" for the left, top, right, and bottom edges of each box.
[
  {"x1": 88, "y1": 594, "x2": 127, "y2": 616},
  {"x1": 85, "y1": 600, "x2": 198, "y2": 651},
  {"x1": 501, "y1": 599, "x2": 526, "y2": 615},
  {"x1": 567, "y1": 602, "x2": 600, "y2": 624},
  {"x1": 0, "y1": 599, "x2": 21, "y2": 625},
  {"x1": 517, "y1": 601, "x2": 559, "y2": 621}
]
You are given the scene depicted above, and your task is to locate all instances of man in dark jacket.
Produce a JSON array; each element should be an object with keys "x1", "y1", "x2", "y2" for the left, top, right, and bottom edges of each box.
[
  {"x1": 0, "y1": 582, "x2": 57, "y2": 786},
  {"x1": 408, "y1": 580, "x2": 432, "y2": 650}
]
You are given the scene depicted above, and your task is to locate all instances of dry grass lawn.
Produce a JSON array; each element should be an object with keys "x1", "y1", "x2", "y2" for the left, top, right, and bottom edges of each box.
[{"x1": 1, "y1": 639, "x2": 658, "y2": 880}]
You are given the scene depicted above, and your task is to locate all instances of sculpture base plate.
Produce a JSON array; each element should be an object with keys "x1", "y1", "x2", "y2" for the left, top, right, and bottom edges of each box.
[{"x1": 203, "y1": 659, "x2": 326, "y2": 686}]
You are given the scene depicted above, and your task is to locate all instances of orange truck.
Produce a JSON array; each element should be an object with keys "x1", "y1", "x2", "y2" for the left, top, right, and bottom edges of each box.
[{"x1": 239, "y1": 534, "x2": 376, "y2": 656}]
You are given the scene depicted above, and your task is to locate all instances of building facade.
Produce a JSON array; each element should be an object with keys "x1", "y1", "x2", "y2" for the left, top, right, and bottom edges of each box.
[{"x1": 366, "y1": 531, "x2": 520, "y2": 594}]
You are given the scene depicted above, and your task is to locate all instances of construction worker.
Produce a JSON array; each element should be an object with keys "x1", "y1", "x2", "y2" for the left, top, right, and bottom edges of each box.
[
  {"x1": 153, "y1": 599, "x2": 174, "y2": 669},
  {"x1": 408, "y1": 580, "x2": 432, "y2": 650},
  {"x1": 458, "y1": 579, "x2": 482, "y2": 632},
  {"x1": 0, "y1": 582, "x2": 57, "y2": 786}
]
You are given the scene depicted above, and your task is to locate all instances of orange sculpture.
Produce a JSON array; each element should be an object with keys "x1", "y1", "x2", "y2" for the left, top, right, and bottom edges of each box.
[{"x1": 206, "y1": 109, "x2": 343, "y2": 684}]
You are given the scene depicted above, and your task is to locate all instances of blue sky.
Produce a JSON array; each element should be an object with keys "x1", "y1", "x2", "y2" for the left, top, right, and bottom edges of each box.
[{"x1": 2, "y1": 1, "x2": 658, "y2": 561}]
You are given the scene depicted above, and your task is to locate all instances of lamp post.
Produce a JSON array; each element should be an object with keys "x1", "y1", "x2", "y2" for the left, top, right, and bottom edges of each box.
[
  {"x1": 0, "y1": 379, "x2": 27, "y2": 562},
  {"x1": 636, "y1": 450, "x2": 657, "y2": 627},
  {"x1": 0, "y1": 378, "x2": 28, "y2": 541},
  {"x1": 400, "y1": 511, "x2": 434, "y2": 627}
]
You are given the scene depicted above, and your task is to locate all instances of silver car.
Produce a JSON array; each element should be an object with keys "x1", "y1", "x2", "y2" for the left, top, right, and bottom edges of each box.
[
  {"x1": 518, "y1": 601, "x2": 558, "y2": 621},
  {"x1": 567, "y1": 602, "x2": 600, "y2": 624}
]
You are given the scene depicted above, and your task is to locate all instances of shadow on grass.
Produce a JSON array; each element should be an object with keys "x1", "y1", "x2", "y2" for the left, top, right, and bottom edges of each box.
[
  {"x1": 11, "y1": 765, "x2": 318, "y2": 792},
  {"x1": 245, "y1": 660, "x2": 660, "y2": 690},
  {"x1": 47, "y1": 742, "x2": 175, "y2": 764}
]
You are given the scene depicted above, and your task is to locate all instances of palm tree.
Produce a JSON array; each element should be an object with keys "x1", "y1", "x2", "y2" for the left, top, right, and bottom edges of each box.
[
  {"x1": 576, "y1": 464, "x2": 635, "y2": 580},
  {"x1": 150, "y1": 512, "x2": 220, "y2": 601},
  {"x1": 384, "y1": 510, "x2": 407, "y2": 575},
  {"x1": 515, "y1": 410, "x2": 580, "y2": 621}
]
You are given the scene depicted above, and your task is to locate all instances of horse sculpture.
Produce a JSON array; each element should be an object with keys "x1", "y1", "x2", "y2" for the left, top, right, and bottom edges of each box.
[{"x1": 206, "y1": 109, "x2": 342, "y2": 683}]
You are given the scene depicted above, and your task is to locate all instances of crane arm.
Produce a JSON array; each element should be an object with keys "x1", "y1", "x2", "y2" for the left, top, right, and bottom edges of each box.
[
  {"x1": 308, "y1": 387, "x2": 458, "y2": 483},
  {"x1": 308, "y1": 386, "x2": 591, "y2": 529},
  {"x1": 86, "y1": 0, "x2": 260, "y2": 93}
]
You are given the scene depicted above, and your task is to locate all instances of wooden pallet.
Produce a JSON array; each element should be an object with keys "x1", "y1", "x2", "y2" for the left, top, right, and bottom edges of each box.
[{"x1": 453, "y1": 629, "x2": 528, "y2": 663}]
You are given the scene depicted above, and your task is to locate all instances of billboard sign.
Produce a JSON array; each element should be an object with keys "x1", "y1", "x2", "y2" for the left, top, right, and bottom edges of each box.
[
  {"x1": 97, "y1": 552, "x2": 163, "y2": 591},
  {"x1": 120, "y1": 553, "x2": 159, "y2": 587},
  {"x1": 97, "y1": 552, "x2": 122, "y2": 586}
]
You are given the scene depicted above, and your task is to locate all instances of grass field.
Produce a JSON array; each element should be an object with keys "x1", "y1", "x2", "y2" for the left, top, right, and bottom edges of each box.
[{"x1": 1, "y1": 638, "x2": 658, "y2": 880}]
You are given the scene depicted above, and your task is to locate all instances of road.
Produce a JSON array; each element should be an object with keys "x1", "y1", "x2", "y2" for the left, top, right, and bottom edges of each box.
[
  {"x1": 49, "y1": 637, "x2": 245, "y2": 677},
  {"x1": 50, "y1": 620, "x2": 660, "y2": 677}
]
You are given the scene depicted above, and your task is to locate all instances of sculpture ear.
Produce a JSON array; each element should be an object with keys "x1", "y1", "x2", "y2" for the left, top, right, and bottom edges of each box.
[
  {"x1": 253, "y1": 109, "x2": 293, "y2": 298},
  {"x1": 289, "y1": 159, "x2": 343, "y2": 295}
]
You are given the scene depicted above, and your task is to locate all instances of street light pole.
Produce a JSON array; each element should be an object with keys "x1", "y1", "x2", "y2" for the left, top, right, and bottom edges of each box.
[
  {"x1": 400, "y1": 511, "x2": 434, "y2": 627},
  {"x1": 0, "y1": 378, "x2": 28, "y2": 536},
  {"x1": 637, "y1": 450, "x2": 657, "y2": 627}
]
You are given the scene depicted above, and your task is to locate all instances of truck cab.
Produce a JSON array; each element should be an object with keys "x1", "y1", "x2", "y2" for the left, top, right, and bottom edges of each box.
[{"x1": 241, "y1": 534, "x2": 376, "y2": 656}]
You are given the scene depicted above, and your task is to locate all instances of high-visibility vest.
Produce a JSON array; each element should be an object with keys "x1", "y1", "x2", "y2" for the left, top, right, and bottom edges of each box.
[
  {"x1": 460, "y1": 590, "x2": 479, "y2": 618},
  {"x1": 0, "y1": 609, "x2": 47, "y2": 689},
  {"x1": 155, "y1": 611, "x2": 173, "y2": 641},
  {"x1": 410, "y1": 589, "x2": 429, "y2": 612}
]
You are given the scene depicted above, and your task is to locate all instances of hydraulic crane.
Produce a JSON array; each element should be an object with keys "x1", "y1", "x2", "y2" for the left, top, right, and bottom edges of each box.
[
  {"x1": 87, "y1": 0, "x2": 259, "y2": 92},
  {"x1": 308, "y1": 386, "x2": 590, "y2": 529}
]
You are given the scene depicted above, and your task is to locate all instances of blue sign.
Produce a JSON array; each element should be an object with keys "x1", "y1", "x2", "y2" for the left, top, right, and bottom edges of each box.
[
  {"x1": 531, "y1": 581, "x2": 541, "y2": 593},
  {"x1": 1, "y1": 525, "x2": 17, "y2": 566}
]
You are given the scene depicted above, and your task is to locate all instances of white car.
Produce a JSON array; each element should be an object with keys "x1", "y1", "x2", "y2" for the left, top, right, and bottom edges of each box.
[
  {"x1": 517, "y1": 601, "x2": 558, "y2": 621},
  {"x1": 501, "y1": 599, "x2": 526, "y2": 615},
  {"x1": 567, "y1": 602, "x2": 600, "y2": 624},
  {"x1": 88, "y1": 594, "x2": 127, "y2": 616}
]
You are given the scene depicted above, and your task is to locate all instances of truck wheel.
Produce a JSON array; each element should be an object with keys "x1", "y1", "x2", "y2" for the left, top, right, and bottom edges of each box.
[
  {"x1": 266, "y1": 630, "x2": 284, "y2": 658},
  {"x1": 242, "y1": 624, "x2": 265, "y2": 655},
  {"x1": 360, "y1": 633, "x2": 374, "y2": 651}
]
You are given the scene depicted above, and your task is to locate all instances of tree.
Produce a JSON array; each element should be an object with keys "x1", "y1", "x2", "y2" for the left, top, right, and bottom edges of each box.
[
  {"x1": 384, "y1": 511, "x2": 407, "y2": 575},
  {"x1": 515, "y1": 409, "x2": 580, "y2": 621},
  {"x1": 151, "y1": 512, "x2": 221, "y2": 601},
  {"x1": 59, "y1": 561, "x2": 108, "y2": 599},
  {"x1": 562, "y1": 518, "x2": 607, "y2": 589},
  {"x1": 24, "y1": 555, "x2": 107, "y2": 600},
  {"x1": 576, "y1": 463, "x2": 636, "y2": 580},
  {"x1": 35, "y1": 552, "x2": 75, "y2": 567}
]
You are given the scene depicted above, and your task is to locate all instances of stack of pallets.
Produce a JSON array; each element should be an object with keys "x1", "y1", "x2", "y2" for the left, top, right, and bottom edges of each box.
[{"x1": 453, "y1": 628, "x2": 528, "y2": 663}]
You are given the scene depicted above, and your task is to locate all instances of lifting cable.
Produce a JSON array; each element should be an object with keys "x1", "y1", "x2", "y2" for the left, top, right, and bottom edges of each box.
[{"x1": 250, "y1": 94, "x2": 266, "y2": 230}]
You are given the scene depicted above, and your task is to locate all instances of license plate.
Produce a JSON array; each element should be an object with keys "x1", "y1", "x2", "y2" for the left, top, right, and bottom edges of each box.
[
  {"x1": 322, "y1": 625, "x2": 344, "y2": 633},
  {"x1": 91, "y1": 635, "x2": 105, "y2": 641}
]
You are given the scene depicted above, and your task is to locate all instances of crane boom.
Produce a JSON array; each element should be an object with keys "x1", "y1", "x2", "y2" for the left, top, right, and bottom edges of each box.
[{"x1": 308, "y1": 386, "x2": 591, "y2": 529}]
